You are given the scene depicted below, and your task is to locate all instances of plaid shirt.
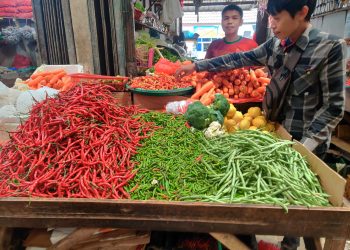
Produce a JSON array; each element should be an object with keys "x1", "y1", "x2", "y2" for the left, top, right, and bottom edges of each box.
[{"x1": 195, "y1": 25, "x2": 347, "y2": 153}]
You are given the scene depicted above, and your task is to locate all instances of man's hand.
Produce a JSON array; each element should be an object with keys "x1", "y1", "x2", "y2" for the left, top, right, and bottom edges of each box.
[{"x1": 175, "y1": 63, "x2": 196, "y2": 79}]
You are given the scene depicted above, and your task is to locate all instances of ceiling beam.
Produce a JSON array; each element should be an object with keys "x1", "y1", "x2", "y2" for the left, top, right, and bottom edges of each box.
[{"x1": 184, "y1": 1, "x2": 256, "y2": 6}]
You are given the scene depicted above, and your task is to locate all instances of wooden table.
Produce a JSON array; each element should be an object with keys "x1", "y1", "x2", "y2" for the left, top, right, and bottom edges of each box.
[{"x1": 0, "y1": 198, "x2": 349, "y2": 250}]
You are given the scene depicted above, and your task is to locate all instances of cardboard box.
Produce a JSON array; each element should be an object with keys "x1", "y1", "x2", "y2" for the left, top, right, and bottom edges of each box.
[
  {"x1": 275, "y1": 124, "x2": 345, "y2": 206},
  {"x1": 293, "y1": 140, "x2": 345, "y2": 206}
]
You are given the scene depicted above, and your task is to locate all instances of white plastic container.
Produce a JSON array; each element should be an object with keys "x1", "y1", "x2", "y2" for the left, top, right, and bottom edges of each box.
[{"x1": 33, "y1": 64, "x2": 84, "y2": 75}]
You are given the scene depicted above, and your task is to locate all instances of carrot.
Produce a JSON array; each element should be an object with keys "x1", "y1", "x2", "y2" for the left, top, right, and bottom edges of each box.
[
  {"x1": 223, "y1": 93, "x2": 229, "y2": 98},
  {"x1": 256, "y1": 86, "x2": 266, "y2": 94},
  {"x1": 191, "y1": 81, "x2": 214, "y2": 100},
  {"x1": 234, "y1": 79, "x2": 241, "y2": 86},
  {"x1": 27, "y1": 76, "x2": 44, "y2": 87},
  {"x1": 223, "y1": 87, "x2": 229, "y2": 93},
  {"x1": 31, "y1": 69, "x2": 65, "y2": 79},
  {"x1": 250, "y1": 69, "x2": 258, "y2": 84},
  {"x1": 62, "y1": 76, "x2": 71, "y2": 84},
  {"x1": 200, "y1": 92, "x2": 212, "y2": 105},
  {"x1": 247, "y1": 86, "x2": 253, "y2": 95},
  {"x1": 255, "y1": 68, "x2": 266, "y2": 78},
  {"x1": 228, "y1": 88, "x2": 234, "y2": 96},
  {"x1": 196, "y1": 82, "x2": 202, "y2": 92},
  {"x1": 251, "y1": 90, "x2": 260, "y2": 98},
  {"x1": 238, "y1": 92, "x2": 245, "y2": 98},
  {"x1": 49, "y1": 75, "x2": 60, "y2": 85},
  {"x1": 222, "y1": 79, "x2": 231, "y2": 88},
  {"x1": 240, "y1": 85, "x2": 247, "y2": 94},
  {"x1": 257, "y1": 77, "x2": 271, "y2": 85}
]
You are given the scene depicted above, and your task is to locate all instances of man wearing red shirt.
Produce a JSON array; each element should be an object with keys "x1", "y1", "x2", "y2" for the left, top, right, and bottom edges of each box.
[{"x1": 205, "y1": 4, "x2": 258, "y2": 59}]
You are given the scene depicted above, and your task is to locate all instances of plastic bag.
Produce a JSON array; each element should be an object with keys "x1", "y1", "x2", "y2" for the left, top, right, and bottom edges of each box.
[
  {"x1": 0, "y1": 81, "x2": 21, "y2": 107},
  {"x1": 16, "y1": 87, "x2": 59, "y2": 114},
  {"x1": 154, "y1": 58, "x2": 181, "y2": 75}
]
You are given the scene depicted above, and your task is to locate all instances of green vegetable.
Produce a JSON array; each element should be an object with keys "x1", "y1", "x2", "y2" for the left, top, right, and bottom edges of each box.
[
  {"x1": 181, "y1": 130, "x2": 330, "y2": 211},
  {"x1": 127, "y1": 112, "x2": 222, "y2": 201},
  {"x1": 209, "y1": 109, "x2": 224, "y2": 125},
  {"x1": 212, "y1": 94, "x2": 230, "y2": 117},
  {"x1": 184, "y1": 101, "x2": 212, "y2": 130},
  {"x1": 153, "y1": 48, "x2": 181, "y2": 64},
  {"x1": 134, "y1": 0, "x2": 145, "y2": 11}
]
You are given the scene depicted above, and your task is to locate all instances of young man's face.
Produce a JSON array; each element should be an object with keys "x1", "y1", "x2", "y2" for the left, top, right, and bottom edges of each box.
[
  {"x1": 221, "y1": 10, "x2": 243, "y2": 36},
  {"x1": 269, "y1": 10, "x2": 302, "y2": 40}
]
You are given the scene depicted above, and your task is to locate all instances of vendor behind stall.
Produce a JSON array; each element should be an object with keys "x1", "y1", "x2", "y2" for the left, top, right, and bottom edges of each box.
[
  {"x1": 205, "y1": 4, "x2": 258, "y2": 59},
  {"x1": 176, "y1": 1, "x2": 347, "y2": 247}
]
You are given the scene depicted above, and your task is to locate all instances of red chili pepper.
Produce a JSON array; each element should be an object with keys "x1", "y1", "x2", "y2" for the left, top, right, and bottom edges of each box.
[{"x1": 0, "y1": 83, "x2": 157, "y2": 199}]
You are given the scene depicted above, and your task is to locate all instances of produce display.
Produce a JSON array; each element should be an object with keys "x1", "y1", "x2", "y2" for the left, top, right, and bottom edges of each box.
[
  {"x1": 128, "y1": 112, "x2": 329, "y2": 210},
  {"x1": 181, "y1": 68, "x2": 271, "y2": 104},
  {"x1": 24, "y1": 69, "x2": 73, "y2": 91},
  {"x1": 0, "y1": 83, "x2": 156, "y2": 198},
  {"x1": 130, "y1": 73, "x2": 192, "y2": 90},
  {"x1": 0, "y1": 77, "x2": 331, "y2": 211}
]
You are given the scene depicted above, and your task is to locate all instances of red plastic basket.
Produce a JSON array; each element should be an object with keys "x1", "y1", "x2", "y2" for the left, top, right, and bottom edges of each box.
[
  {"x1": 134, "y1": 8, "x2": 143, "y2": 21},
  {"x1": 69, "y1": 73, "x2": 129, "y2": 91}
]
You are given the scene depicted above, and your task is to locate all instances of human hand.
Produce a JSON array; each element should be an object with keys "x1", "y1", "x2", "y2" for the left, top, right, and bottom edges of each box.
[{"x1": 174, "y1": 63, "x2": 196, "y2": 79}]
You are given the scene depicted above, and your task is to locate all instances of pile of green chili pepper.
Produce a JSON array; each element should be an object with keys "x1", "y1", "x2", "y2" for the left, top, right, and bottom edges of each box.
[{"x1": 127, "y1": 112, "x2": 223, "y2": 200}]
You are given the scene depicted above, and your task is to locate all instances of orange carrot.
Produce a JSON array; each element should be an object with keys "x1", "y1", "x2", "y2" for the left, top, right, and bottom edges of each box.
[
  {"x1": 27, "y1": 76, "x2": 44, "y2": 87},
  {"x1": 196, "y1": 82, "x2": 202, "y2": 92},
  {"x1": 255, "y1": 68, "x2": 266, "y2": 78},
  {"x1": 257, "y1": 77, "x2": 271, "y2": 85},
  {"x1": 256, "y1": 86, "x2": 266, "y2": 94},
  {"x1": 222, "y1": 79, "x2": 231, "y2": 88},
  {"x1": 191, "y1": 81, "x2": 214, "y2": 100},
  {"x1": 223, "y1": 93, "x2": 229, "y2": 98},
  {"x1": 250, "y1": 69, "x2": 257, "y2": 84},
  {"x1": 31, "y1": 69, "x2": 65, "y2": 79},
  {"x1": 228, "y1": 88, "x2": 234, "y2": 96}
]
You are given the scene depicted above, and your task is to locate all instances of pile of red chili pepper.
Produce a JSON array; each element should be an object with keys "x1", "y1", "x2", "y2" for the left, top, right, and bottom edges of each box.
[
  {"x1": 0, "y1": 83, "x2": 156, "y2": 199},
  {"x1": 130, "y1": 73, "x2": 192, "y2": 90}
]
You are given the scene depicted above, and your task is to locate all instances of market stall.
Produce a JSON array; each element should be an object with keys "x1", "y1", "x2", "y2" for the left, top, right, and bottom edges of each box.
[
  {"x1": 0, "y1": 65, "x2": 349, "y2": 249},
  {"x1": 1, "y1": 0, "x2": 350, "y2": 249}
]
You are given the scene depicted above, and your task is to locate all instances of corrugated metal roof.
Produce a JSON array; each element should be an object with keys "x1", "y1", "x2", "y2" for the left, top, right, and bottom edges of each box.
[{"x1": 183, "y1": 0, "x2": 258, "y2": 5}]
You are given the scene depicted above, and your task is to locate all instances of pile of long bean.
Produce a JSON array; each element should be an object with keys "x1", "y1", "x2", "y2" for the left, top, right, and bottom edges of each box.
[
  {"x1": 181, "y1": 130, "x2": 330, "y2": 210},
  {"x1": 127, "y1": 112, "x2": 224, "y2": 200}
]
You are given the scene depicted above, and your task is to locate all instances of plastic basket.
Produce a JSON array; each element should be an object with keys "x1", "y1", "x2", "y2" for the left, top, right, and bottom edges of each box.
[
  {"x1": 135, "y1": 46, "x2": 154, "y2": 73},
  {"x1": 69, "y1": 74, "x2": 128, "y2": 91}
]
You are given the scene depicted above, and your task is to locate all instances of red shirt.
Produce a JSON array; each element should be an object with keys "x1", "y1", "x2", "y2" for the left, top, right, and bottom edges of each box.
[{"x1": 205, "y1": 37, "x2": 258, "y2": 59}]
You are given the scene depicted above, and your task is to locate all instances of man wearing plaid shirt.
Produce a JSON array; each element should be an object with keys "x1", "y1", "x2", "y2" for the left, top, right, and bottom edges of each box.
[
  {"x1": 176, "y1": 1, "x2": 346, "y2": 249},
  {"x1": 176, "y1": 0, "x2": 346, "y2": 160}
]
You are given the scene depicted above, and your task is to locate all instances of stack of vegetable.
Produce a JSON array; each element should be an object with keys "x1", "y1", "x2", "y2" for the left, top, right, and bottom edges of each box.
[
  {"x1": 127, "y1": 112, "x2": 221, "y2": 200},
  {"x1": 223, "y1": 106, "x2": 275, "y2": 133},
  {"x1": 185, "y1": 130, "x2": 330, "y2": 210},
  {"x1": 130, "y1": 73, "x2": 192, "y2": 90},
  {"x1": 184, "y1": 94, "x2": 230, "y2": 130},
  {"x1": 128, "y1": 113, "x2": 329, "y2": 210},
  {"x1": 0, "y1": 83, "x2": 156, "y2": 199},
  {"x1": 24, "y1": 69, "x2": 74, "y2": 91},
  {"x1": 182, "y1": 68, "x2": 271, "y2": 105}
]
